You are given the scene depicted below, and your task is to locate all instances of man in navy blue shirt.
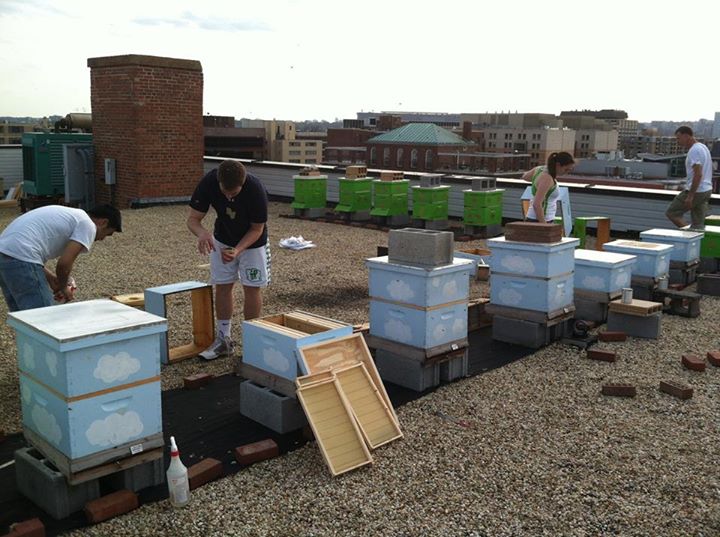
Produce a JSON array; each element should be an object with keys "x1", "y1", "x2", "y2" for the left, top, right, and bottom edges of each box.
[{"x1": 187, "y1": 160, "x2": 270, "y2": 360}]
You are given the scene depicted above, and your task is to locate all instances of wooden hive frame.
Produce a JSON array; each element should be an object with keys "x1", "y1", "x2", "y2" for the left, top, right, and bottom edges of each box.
[
  {"x1": 298, "y1": 333, "x2": 398, "y2": 426},
  {"x1": 296, "y1": 377, "x2": 372, "y2": 476},
  {"x1": 334, "y1": 363, "x2": 403, "y2": 449},
  {"x1": 144, "y1": 281, "x2": 214, "y2": 364}
]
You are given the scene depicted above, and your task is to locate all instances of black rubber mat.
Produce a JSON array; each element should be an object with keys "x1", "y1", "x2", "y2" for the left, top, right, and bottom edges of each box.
[{"x1": 0, "y1": 326, "x2": 532, "y2": 536}]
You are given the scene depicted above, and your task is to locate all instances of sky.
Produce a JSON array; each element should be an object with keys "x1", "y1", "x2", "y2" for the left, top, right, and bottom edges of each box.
[{"x1": 1, "y1": 0, "x2": 718, "y2": 123}]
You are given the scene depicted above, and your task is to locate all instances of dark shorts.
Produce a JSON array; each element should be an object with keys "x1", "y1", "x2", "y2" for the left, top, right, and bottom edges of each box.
[{"x1": 666, "y1": 190, "x2": 712, "y2": 228}]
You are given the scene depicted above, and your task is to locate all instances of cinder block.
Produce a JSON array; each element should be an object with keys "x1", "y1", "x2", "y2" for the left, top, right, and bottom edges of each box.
[
  {"x1": 669, "y1": 265, "x2": 697, "y2": 286},
  {"x1": 681, "y1": 354, "x2": 706, "y2": 372},
  {"x1": 420, "y1": 174, "x2": 442, "y2": 188},
  {"x1": 188, "y1": 458, "x2": 223, "y2": 490},
  {"x1": 387, "y1": 228, "x2": 454, "y2": 268},
  {"x1": 601, "y1": 384, "x2": 636, "y2": 397},
  {"x1": 471, "y1": 178, "x2": 496, "y2": 191},
  {"x1": 574, "y1": 296, "x2": 608, "y2": 323},
  {"x1": 14, "y1": 447, "x2": 100, "y2": 520},
  {"x1": 630, "y1": 282, "x2": 655, "y2": 301},
  {"x1": 183, "y1": 372, "x2": 214, "y2": 390},
  {"x1": 598, "y1": 331, "x2": 627, "y2": 342},
  {"x1": 439, "y1": 350, "x2": 469, "y2": 382},
  {"x1": 84, "y1": 490, "x2": 139, "y2": 524},
  {"x1": 234, "y1": 439, "x2": 279, "y2": 466},
  {"x1": 697, "y1": 274, "x2": 720, "y2": 296},
  {"x1": 101, "y1": 456, "x2": 164, "y2": 493},
  {"x1": 707, "y1": 351, "x2": 720, "y2": 367},
  {"x1": 375, "y1": 349, "x2": 440, "y2": 392},
  {"x1": 659, "y1": 380, "x2": 693, "y2": 400},
  {"x1": 7, "y1": 518, "x2": 45, "y2": 537},
  {"x1": 239, "y1": 380, "x2": 308, "y2": 434},
  {"x1": 606, "y1": 311, "x2": 661, "y2": 339},
  {"x1": 698, "y1": 257, "x2": 719, "y2": 274},
  {"x1": 587, "y1": 349, "x2": 617, "y2": 362},
  {"x1": 491, "y1": 315, "x2": 568, "y2": 349}
]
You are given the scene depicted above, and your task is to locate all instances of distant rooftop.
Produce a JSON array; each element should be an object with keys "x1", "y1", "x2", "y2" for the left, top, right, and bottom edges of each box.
[{"x1": 368, "y1": 123, "x2": 473, "y2": 146}]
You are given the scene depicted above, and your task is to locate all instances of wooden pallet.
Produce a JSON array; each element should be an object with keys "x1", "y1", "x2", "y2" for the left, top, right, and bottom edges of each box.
[
  {"x1": 608, "y1": 298, "x2": 663, "y2": 316},
  {"x1": 468, "y1": 298, "x2": 492, "y2": 331},
  {"x1": 236, "y1": 361, "x2": 297, "y2": 398},
  {"x1": 24, "y1": 428, "x2": 164, "y2": 484},
  {"x1": 296, "y1": 377, "x2": 373, "y2": 476}
]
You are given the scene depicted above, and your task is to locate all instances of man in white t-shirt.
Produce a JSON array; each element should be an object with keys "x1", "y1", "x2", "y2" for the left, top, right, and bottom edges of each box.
[
  {"x1": 666, "y1": 126, "x2": 713, "y2": 229},
  {"x1": 0, "y1": 204, "x2": 122, "y2": 312}
]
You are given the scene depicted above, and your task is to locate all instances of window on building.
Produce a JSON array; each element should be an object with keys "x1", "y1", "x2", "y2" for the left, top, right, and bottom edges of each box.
[
  {"x1": 289, "y1": 159, "x2": 300, "y2": 163},
  {"x1": 396, "y1": 148, "x2": 404, "y2": 167},
  {"x1": 383, "y1": 147, "x2": 390, "y2": 166},
  {"x1": 425, "y1": 150, "x2": 433, "y2": 169},
  {"x1": 305, "y1": 150, "x2": 316, "y2": 156},
  {"x1": 306, "y1": 142, "x2": 316, "y2": 146},
  {"x1": 305, "y1": 158, "x2": 317, "y2": 163},
  {"x1": 370, "y1": 147, "x2": 377, "y2": 165},
  {"x1": 410, "y1": 149, "x2": 418, "y2": 168},
  {"x1": 289, "y1": 150, "x2": 301, "y2": 156}
]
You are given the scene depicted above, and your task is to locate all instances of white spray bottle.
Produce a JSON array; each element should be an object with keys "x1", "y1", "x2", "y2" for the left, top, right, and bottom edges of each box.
[{"x1": 166, "y1": 436, "x2": 190, "y2": 507}]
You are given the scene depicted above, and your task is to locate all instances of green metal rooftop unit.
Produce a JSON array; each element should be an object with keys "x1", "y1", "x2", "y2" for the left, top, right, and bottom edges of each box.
[{"x1": 22, "y1": 132, "x2": 93, "y2": 196}]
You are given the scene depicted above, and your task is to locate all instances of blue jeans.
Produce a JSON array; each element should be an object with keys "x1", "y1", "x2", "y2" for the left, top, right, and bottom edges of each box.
[{"x1": 0, "y1": 254, "x2": 55, "y2": 312}]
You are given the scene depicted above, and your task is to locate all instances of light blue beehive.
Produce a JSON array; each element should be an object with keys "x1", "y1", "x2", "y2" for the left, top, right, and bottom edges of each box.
[
  {"x1": 8, "y1": 300, "x2": 167, "y2": 464},
  {"x1": 242, "y1": 311, "x2": 353, "y2": 381},
  {"x1": 366, "y1": 256, "x2": 472, "y2": 308},
  {"x1": 574, "y1": 249, "x2": 637, "y2": 293},
  {"x1": 603, "y1": 240, "x2": 673, "y2": 279},
  {"x1": 369, "y1": 299, "x2": 468, "y2": 348},
  {"x1": 639, "y1": 228, "x2": 704, "y2": 263},
  {"x1": 487, "y1": 237, "x2": 579, "y2": 278},
  {"x1": 490, "y1": 272, "x2": 574, "y2": 312}
]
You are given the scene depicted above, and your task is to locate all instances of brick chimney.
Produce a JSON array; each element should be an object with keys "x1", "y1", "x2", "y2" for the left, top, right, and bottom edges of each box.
[
  {"x1": 87, "y1": 54, "x2": 204, "y2": 208},
  {"x1": 462, "y1": 121, "x2": 473, "y2": 140}
]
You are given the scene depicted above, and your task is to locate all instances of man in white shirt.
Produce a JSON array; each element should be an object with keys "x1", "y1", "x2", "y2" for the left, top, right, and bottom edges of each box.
[
  {"x1": 666, "y1": 126, "x2": 713, "y2": 229},
  {"x1": 0, "y1": 204, "x2": 122, "y2": 312}
]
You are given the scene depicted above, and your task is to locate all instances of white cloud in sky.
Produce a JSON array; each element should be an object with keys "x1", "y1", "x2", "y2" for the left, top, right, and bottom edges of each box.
[{"x1": 1, "y1": 0, "x2": 718, "y2": 121}]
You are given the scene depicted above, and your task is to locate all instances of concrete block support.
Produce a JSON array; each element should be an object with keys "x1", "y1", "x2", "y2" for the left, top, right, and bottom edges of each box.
[
  {"x1": 606, "y1": 311, "x2": 662, "y2": 339},
  {"x1": 239, "y1": 380, "x2": 307, "y2": 433},
  {"x1": 388, "y1": 228, "x2": 454, "y2": 267}
]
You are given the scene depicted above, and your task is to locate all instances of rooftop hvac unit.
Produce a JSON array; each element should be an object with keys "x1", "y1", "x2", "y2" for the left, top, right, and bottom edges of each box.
[{"x1": 22, "y1": 132, "x2": 93, "y2": 197}]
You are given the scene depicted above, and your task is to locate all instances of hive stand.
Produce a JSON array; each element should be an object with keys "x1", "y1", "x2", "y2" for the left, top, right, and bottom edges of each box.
[
  {"x1": 572, "y1": 217, "x2": 611, "y2": 250},
  {"x1": 144, "y1": 281, "x2": 214, "y2": 364}
]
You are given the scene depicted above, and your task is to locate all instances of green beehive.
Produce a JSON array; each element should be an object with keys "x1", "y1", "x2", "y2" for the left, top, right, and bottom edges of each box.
[
  {"x1": 291, "y1": 173, "x2": 327, "y2": 210},
  {"x1": 370, "y1": 179, "x2": 409, "y2": 217},
  {"x1": 463, "y1": 189, "x2": 504, "y2": 226},
  {"x1": 700, "y1": 225, "x2": 720, "y2": 258},
  {"x1": 335, "y1": 178, "x2": 373, "y2": 213},
  {"x1": 412, "y1": 185, "x2": 450, "y2": 221}
]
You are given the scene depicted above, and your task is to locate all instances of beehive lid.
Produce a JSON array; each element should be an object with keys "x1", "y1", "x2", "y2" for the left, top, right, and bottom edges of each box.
[
  {"x1": 7, "y1": 299, "x2": 167, "y2": 345},
  {"x1": 574, "y1": 249, "x2": 637, "y2": 266},
  {"x1": 487, "y1": 236, "x2": 580, "y2": 251},
  {"x1": 640, "y1": 228, "x2": 704, "y2": 241},
  {"x1": 604, "y1": 240, "x2": 674, "y2": 253}
]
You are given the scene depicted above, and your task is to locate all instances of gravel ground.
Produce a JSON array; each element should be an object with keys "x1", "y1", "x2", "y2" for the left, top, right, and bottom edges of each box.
[{"x1": 1, "y1": 203, "x2": 719, "y2": 536}]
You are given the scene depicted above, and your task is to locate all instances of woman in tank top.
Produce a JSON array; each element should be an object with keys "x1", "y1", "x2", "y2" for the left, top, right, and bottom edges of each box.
[{"x1": 522, "y1": 151, "x2": 575, "y2": 223}]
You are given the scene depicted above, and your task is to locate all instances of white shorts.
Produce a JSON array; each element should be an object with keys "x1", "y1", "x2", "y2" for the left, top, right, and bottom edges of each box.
[{"x1": 210, "y1": 239, "x2": 271, "y2": 287}]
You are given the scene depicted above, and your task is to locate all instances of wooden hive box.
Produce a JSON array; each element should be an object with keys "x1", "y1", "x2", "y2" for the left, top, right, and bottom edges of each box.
[
  {"x1": 242, "y1": 311, "x2": 352, "y2": 381},
  {"x1": 7, "y1": 300, "x2": 167, "y2": 476}
]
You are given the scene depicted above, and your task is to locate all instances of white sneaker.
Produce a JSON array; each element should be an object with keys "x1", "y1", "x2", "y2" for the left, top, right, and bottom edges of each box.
[{"x1": 199, "y1": 336, "x2": 235, "y2": 361}]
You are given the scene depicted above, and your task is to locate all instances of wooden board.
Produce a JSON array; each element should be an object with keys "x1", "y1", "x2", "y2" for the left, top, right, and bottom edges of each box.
[
  {"x1": 237, "y1": 361, "x2": 297, "y2": 398},
  {"x1": 298, "y1": 333, "x2": 398, "y2": 426},
  {"x1": 608, "y1": 299, "x2": 663, "y2": 316},
  {"x1": 296, "y1": 378, "x2": 372, "y2": 476},
  {"x1": 334, "y1": 364, "x2": 403, "y2": 449},
  {"x1": 504, "y1": 221, "x2": 563, "y2": 243},
  {"x1": 110, "y1": 293, "x2": 145, "y2": 308},
  {"x1": 295, "y1": 370, "x2": 335, "y2": 389},
  {"x1": 24, "y1": 427, "x2": 164, "y2": 482}
]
